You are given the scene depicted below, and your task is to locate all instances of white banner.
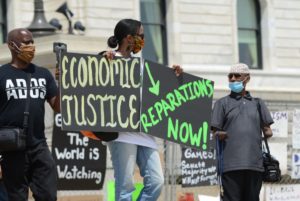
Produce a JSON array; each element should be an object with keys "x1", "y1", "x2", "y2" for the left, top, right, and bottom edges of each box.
[
  {"x1": 265, "y1": 185, "x2": 300, "y2": 201},
  {"x1": 198, "y1": 195, "x2": 220, "y2": 201},
  {"x1": 292, "y1": 153, "x2": 300, "y2": 179},
  {"x1": 270, "y1": 111, "x2": 288, "y2": 137},
  {"x1": 292, "y1": 109, "x2": 300, "y2": 149}
]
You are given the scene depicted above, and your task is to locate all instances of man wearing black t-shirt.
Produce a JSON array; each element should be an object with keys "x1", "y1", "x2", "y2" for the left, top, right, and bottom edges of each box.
[
  {"x1": 0, "y1": 28, "x2": 60, "y2": 201},
  {"x1": 211, "y1": 63, "x2": 273, "y2": 201}
]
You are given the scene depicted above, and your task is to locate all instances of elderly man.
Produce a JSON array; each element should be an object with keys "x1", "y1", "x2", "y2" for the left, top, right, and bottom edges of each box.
[
  {"x1": 211, "y1": 63, "x2": 273, "y2": 201},
  {"x1": 0, "y1": 28, "x2": 60, "y2": 201}
]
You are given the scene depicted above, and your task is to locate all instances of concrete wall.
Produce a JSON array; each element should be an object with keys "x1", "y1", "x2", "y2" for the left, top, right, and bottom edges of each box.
[
  {"x1": 273, "y1": 0, "x2": 300, "y2": 70},
  {"x1": 168, "y1": 0, "x2": 236, "y2": 66}
]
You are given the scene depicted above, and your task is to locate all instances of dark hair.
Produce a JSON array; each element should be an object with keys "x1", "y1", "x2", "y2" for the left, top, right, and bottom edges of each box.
[{"x1": 107, "y1": 19, "x2": 141, "y2": 48}]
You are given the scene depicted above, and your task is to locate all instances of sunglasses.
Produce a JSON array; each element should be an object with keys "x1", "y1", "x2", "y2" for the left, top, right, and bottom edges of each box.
[{"x1": 228, "y1": 73, "x2": 242, "y2": 79}]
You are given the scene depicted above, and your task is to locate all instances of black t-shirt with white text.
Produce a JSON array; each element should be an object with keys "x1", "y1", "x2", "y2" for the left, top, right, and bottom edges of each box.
[{"x1": 0, "y1": 63, "x2": 58, "y2": 146}]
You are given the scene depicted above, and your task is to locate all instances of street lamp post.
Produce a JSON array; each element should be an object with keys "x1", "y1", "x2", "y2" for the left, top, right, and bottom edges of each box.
[{"x1": 27, "y1": 0, "x2": 56, "y2": 37}]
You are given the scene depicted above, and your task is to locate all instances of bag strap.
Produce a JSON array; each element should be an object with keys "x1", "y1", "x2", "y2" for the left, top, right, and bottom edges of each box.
[
  {"x1": 255, "y1": 98, "x2": 264, "y2": 129},
  {"x1": 23, "y1": 73, "x2": 31, "y2": 134},
  {"x1": 263, "y1": 137, "x2": 271, "y2": 155},
  {"x1": 256, "y1": 98, "x2": 271, "y2": 155}
]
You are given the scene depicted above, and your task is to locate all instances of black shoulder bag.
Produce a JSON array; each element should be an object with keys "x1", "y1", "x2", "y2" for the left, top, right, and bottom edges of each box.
[
  {"x1": 0, "y1": 74, "x2": 31, "y2": 152},
  {"x1": 256, "y1": 98, "x2": 281, "y2": 182},
  {"x1": 262, "y1": 137, "x2": 281, "y2": 182}
]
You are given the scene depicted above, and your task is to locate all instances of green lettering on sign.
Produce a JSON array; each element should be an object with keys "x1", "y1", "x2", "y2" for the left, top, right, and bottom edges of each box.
[
  {"x1": 145, "y1": 62, "x2": 160, "y2": 96},
  {"x1": 167, "y1": 117, "x2": 209, "y2": 150}
]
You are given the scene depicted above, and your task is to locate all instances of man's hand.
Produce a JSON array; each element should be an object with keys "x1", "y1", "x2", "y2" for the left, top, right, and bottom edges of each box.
[
  {"x1": 55, "y1": 68, "x2": 60, "y2": 81},
  {"x1": 172, "y1": 65, "x2": 183, "y2": 77},
  {"x1": 262, "y1": 126, "x2": 273, "y2": 138},
  {"x1": 215, "y1": 131, "x2": 228, "y2": 141}
]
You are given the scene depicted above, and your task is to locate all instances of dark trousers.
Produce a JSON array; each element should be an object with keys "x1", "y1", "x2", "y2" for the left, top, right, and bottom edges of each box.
[
  {"x1": 222, "y1": 170, "x2": 262, "y2": 201},
  {"x1": 1, "y1": 142, "x2": 57, "y2": 201},
  {"x1": 0, "y1": 180, "x2": 8, "y2": 201}
]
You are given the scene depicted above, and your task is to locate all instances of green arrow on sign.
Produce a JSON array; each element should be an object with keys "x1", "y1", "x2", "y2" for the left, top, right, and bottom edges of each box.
[{"x1": 145, "y1": 62, "x2": 160, "y2": 96}]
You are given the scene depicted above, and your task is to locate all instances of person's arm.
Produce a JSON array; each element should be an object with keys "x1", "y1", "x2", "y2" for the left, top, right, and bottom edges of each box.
[
  {"x1": 48, "y1": 67, "x2": 60, "y2": 113},
  {"x1": 48, "y1": 94, "x2": 60, "y2": 113},
  {"x1": 258, "y1": 99, "x2": 274, "y2": 138},
  {"x1": 211, "y1": 98, "x2": 228, "y2": 140}
]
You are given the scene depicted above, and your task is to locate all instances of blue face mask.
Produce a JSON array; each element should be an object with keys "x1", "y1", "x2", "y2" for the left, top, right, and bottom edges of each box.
[{"x1": 229, "y1": 81, "x2": 244, "y2": 93}]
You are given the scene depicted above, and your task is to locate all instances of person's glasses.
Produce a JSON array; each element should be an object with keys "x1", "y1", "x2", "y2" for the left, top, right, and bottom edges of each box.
[
  {"x1": 136, "y1": 33, "x2": 144, "y2": 39},
  {"x1": 228, "y1": 73, "x2": 242, "y2": 79}
]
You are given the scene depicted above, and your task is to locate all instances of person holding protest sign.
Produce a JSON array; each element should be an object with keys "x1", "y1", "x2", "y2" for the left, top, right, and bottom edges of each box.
[
  {"x1": 211, "y1": 63, "x2": 273, "y2": 201},
  {"x1": 103, "y1": 19, "x2": 182, "y2": 201},
  {"x1": 0, "y1": 28, "x2": 60, "y2": 201}
]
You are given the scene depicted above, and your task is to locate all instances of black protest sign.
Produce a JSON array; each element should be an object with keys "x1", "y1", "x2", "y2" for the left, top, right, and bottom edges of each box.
[
  {"x1": 52, "y1": 113, "x2": 107, "y2": 190},
  {"x1": 60, "y1": 52, "x2": 141, "y2": 132},
  {"x1": 141, "y1": 60, "x2": 214, "y2": 150},
  {"x1": 181, "y1": 146, "x2": 218, "y2": 187}
]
